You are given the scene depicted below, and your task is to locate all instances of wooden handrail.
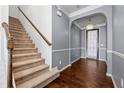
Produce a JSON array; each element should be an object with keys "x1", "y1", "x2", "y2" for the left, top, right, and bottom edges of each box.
[
  {"x1": 2, "y1": 22, "x2": 10, "y2": 40},
  {"x1": 18, "y1": 7, "x2": 52, "y2": 46},
  {"x1": 2, "y1": 22, "x2": 13, "y2": 88}
]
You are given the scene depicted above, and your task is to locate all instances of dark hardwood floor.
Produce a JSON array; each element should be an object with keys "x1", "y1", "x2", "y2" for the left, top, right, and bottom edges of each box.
[{"x1": 45, "y1": 58, "x2": 114, "y2": 88}]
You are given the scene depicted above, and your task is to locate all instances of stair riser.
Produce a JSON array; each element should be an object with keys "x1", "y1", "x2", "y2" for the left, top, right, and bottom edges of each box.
[
  {"x1": 9, "y1": 28, "x2": 25, "y2": 31},
  {"x1": 12, "y1": 54, "x2": 41, "y2": 62},
  {"x1": 9, "y1": 20, "x2": 19, "y2": 22},
  {"x1": 9, "y1": 25, "x2": 22, "y2": 28},
  {"x1": 9, "y1": 17, "x2": 19, "y2": 22},
  {"x1": 9, "y1": 21, "x2": 21, "y2": 24},
  {"x1": 14, "y1": 38, "x2": 31, "y2": 41},
  {"x1": 13, "y1": 59, "x2": 45, "y2": 68},
  {"x1": 14, "y1": 44, "x2": 34, "y2": 48},
  {"x1": 12, "y1": 35, "x2": 29, "y2": 38},
  {"x1": 16, "y1": 67, "x2": 49, "y2": 85},
  {"x1": 14, "y1": 40, "x2": 32, "y2": 43},
  {"x1": 10, "y1": 31, "x2": 26, "y2": 34},
  {"x1": 13, "y1": 61, "x2": 44, "y2": 73},
  {"x1": 9, "y1": 24, "x2": 23, "y2": 27},
  {"x1": 9, "y1": 25, "x2": 23, "y2": 28},
  {"x1": 11, "y1": 34, "x2": 30, "y2": 39},
  {"x1": 9, "y1": 26, "x2": 23, "y2": 29},
  {"x1": 13, "y1": 49, "x2": 37, "y2": 54},
  {"x1": 11, "y1": 32, "x2": 28, "y2": 36},
  {"x1": 10, "y1": 30, "x2": 26, "y2": 33},
  {"x1": 9, "y1": 27, "x2": 24, "y2": 31},
  {"x1": 15, "y1": 65, "x2": 49, "y2": 80},
  {"x1": 35, "y1": 73, "x2": 60, "y2": 88}
]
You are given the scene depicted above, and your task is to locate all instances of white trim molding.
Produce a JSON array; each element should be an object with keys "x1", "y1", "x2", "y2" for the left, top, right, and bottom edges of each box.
[
  {"x1": 12, "y1": 73, "x2": 16, "y2": 88},
  {"x1": 71, "y1": 48, "x2": 81, "y2": 50},
  {"x1": 69, "y1": 5, "x2": 104, "y2": 18},
  {"x1": 52, "y1": 49, "x2": 69, "y2": 52},
  {"x1": 71, "y1": 57, "x2": 81, "y2": 63},
  {"x1": 73, "y1": 22, "x2": 83, "y2": 30},
  {"x1": 81, "y1": 48, "x2": 85, "y2": 50},
  {"x1": 113, "y1": 51, "x2": 124, "y2": 59},
  {"x1": 59, "y1": 64, "x2": 71, "y2": 72},
  {"x1": 100, "y1": 48, "x2": 107, "y2": 50},
  {"x1": 107, "y1": 50, "x2": 113, "y2": 53},
  {"x1": 106, "y1": 73, "x2": 117, "y2": 88},
  {"x1": 81, "y1": 56, "x2": 86, "y2": 58},
  {"x1": 52, "y1": 48, "x2": 83, "y2": 52},
  {"x1": 79, "y1": 23, "x2": 107, "y2": 30},
  {"x1": 99, "y1": 58, "x2": 106, "y2": 62}
]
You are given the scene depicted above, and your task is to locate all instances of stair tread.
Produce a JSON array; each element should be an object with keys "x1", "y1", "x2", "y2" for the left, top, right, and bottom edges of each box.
[
  {"x1": 13, "y1": 58, "x2": 44, "y2": 67},
  {"x1": 10, "y1": 30, "x2": 26, "y2": 33},
  {"x1": 13, "y1": 53, "x2": 39, "y2": 57},
  {"x1": 16, "y1": 68, "x2": 59, "y2": 88},
  {"x1": 10, "y1": 26, "x2": 22, "y2": 28},
  {"x1": 14, "y1": 38, "x2": 31, "y2": 40},
  {"x1": 14, "y1": 48, "x2": 37, "y2": 50},
  {"x1": 15, "y1": 64, "x2": 49, "y2": 80},
  {"x1": 14, "y1": 38, "x2": 30, "y2": 40},
  {"x1": 11, "y1": 34, "x2": 28, "y2": 37},
  {"x1": 14, "y1": 43, "x2": 33, "y2": 45},
  {"x1": 10, "y1": 16, "x2": 60, "y2": 88},
  {"x1": 9, "y1": 27, "x2": 24, "y2": 31}
]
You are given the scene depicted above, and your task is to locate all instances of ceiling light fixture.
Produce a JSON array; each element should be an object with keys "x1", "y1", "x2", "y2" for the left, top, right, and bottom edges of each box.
[
  {"x1": 56, "y1": 5, "x2": 62, "y2": 17},
  {"x1": 86, "y1": 24, "x2": 94, "y2": 30},
  {"x1": 57, "y1": 10, "x2": 62, "y2": 17},
  {"x1": 86, "y1": 17, "x2": 94, "y2": 30}
]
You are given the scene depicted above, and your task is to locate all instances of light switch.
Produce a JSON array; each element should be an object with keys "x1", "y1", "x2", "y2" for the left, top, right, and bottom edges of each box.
[
  {"x1": 59, "y1": 60, "x2": 62, "y2": 64},
  {"x1": 100, "y1": 44, "x2": 104, "y2": 47}
]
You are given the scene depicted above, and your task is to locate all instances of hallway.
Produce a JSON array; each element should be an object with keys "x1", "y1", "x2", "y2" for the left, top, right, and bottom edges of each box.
[
  {"x1": 0, "y1": 5, "x2": 124, "y2": 88},
  {"x1": 45, "y1": 59, "x2": 114, "y2": 88}
]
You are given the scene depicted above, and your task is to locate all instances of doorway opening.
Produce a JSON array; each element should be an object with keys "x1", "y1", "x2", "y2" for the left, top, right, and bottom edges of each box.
[{"x1": 86, "y1": 29, "x2": 99, "y2": 60}]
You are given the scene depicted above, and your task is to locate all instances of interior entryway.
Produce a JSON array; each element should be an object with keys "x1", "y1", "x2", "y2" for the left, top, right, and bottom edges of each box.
[
  {"x1": 86, "y1": 29, "x2": 99, "y2": 60},
  {"x1": 70, "y1": 13, "x2": 107, "y2": 63},
  {"x1": 1, "y1": 5, "x2": 124, "y2": 88}
]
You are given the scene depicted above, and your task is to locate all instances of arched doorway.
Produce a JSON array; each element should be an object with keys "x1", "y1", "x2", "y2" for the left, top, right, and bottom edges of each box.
[
  {"x1": 69, "y1": 6, "x2": 112, "y2": 75},
  {"x1": 71, "y1": 13, "x2": 107, "y2": 61}
]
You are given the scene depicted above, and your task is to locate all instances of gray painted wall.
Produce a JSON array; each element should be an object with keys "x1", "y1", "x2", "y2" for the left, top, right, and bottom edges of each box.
[
  {"x1": 80, "y1": 26, "x2": 107, "y2": 61},
  {"x1": 99, "y1": 26, "x2": 107, "y2": 61},
  {"x1": 71, "y1": 24, "x2": 81, "y2": 62},
  {"x1": 52, "y1": 6, "x2": 70, "y2": 69},
  {"x1": 81, "y1": 30, "x2": 86, "y2": 57},
  {"x1": 70, "y1": 6, "x2": 113, "y2": 74},
  {"x1": 112, "y1": 6, "x2": 124, "y2": 88}
]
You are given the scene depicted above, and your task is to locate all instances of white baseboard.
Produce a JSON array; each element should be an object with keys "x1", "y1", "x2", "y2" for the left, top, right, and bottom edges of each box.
[
  {"x1": 12, "y1": 73, "x2": 16, "y2": 88},
  {"x1": 106, "y1": 73, "x2": 117, "y2": 88},
  {"x1": 59, "y1": 64, "x2": 71, "y2": 72},
  {"x1": 60, "y1": 57, "x2": 81, "y2": 72},
  {"x1": 71, "y1": 57, "x2": 81, "y2": 63},
  {"x1": 81, "y1": 57, "x2": 106, "y2": 62},
  {"x1": 111, "y1": 76, "x2": 117, "y2": 88},
  {"x1": 99, "y1": 59, "x2": 106, "y2": 62},
  {"x1": 81, "y1": 56, "x2": 86, "y2": 58},
  {"x1": 106, "y1": 73, "x2": 112, "y2": 77}
]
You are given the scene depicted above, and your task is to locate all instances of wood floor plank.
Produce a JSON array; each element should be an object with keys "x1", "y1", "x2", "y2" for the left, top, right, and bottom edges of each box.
[{"x1": 45, "y1": 58, "x2": 114, "y2": 88}]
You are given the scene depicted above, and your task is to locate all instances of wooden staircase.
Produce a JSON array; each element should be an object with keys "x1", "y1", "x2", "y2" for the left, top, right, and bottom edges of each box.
[{"x1": 9, "y1": 17, "x2": 59, "y2": 88}]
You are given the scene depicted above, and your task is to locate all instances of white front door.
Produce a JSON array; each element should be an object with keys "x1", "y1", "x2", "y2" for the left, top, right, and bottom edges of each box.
[{"x1": 86, "y1": 30, "x2": 99, "y2": 59}]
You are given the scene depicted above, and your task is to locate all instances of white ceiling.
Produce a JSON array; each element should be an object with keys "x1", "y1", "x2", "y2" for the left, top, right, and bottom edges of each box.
[
  {"x1": 57, "y1": 5, "x2": 106, "y2": 30},
  {"x1": 59, "y1": 5, "x2": 89, "y2": 15},
  {"x1": 73, "y1": 13, "x2": 106, "y2": 29}
]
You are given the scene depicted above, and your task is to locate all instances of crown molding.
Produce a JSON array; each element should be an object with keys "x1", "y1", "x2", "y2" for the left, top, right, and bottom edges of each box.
[{"x1": 69, "y1": 5, "x2": 104, "y2": 18}]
